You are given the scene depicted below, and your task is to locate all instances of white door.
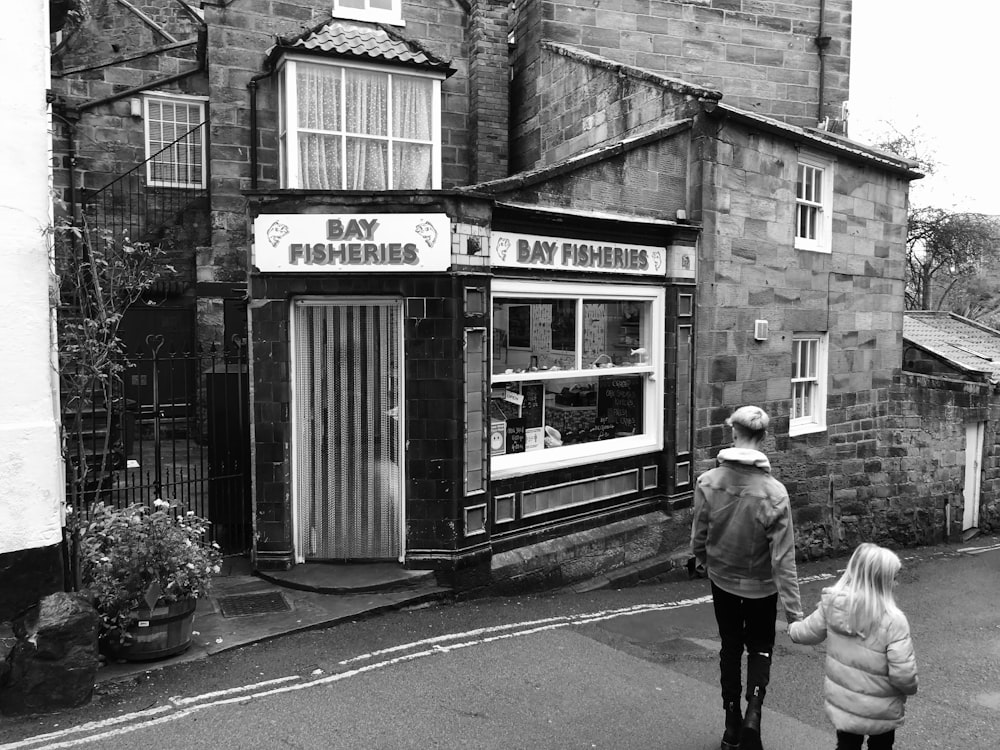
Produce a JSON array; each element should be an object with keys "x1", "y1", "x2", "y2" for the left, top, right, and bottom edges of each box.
[
  {"x1": 962, "y1": 421, "x2": 985, "y2": 531},
  {"x1": 292, "y1": 299, "x2": 404, "y2": 561}
]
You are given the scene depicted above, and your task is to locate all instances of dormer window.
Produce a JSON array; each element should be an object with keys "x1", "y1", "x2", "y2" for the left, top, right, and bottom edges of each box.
[
  {"x1": 278, "y1": 55, "x2": 442, "y2": 190},
  {"x1": 332, "y1": 0, "x2": 402, "y2": 27}
]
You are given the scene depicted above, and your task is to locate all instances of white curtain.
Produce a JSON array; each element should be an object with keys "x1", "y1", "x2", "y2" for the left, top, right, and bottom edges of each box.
[
  {"x1": 392, "y1": 76, "x2": 432, "y2": 188},
  {"x1": 297, "y1": 64, "x2": 342, "y2": 189},
  {"x1": 346, "y1": 69, "x2": 388, "y2": 190}
]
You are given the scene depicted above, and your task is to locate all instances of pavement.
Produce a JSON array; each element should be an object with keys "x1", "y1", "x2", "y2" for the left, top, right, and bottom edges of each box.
[
  {"x1": 94, "y1": 554, "x2": 454, "y2": 683},
  {"x1": 88, "y1": 544, "x2": 699, "y2": 684}
]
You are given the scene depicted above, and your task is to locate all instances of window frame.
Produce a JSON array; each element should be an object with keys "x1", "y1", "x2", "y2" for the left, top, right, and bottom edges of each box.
[
  {"x1": 143, "y1": 93, "x2": 207, "y2": 189},
  {"x1": 490, "y1": 279, "x2": 665, "y2": 479},
  {"x1": 331, "y1": 0, "x2": 403, "y2": 26},
  {"x1": 794, "y1": 152, "x2": 834, "y2": 253},
  {"x1": 277, "y1": 54, "x2": 442, "y2": 190},
  {"x1": 789, "y1": 332, "x2": 829, "y2": 436}
]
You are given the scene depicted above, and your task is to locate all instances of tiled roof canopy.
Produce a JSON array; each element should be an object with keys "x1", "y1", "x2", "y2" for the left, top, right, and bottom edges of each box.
[
  {"x1": 267, "y1": 19, "x2": 453, "y2": 73},
  {"x1": 904, "y1": 311, "x2": 1000, "y2": 382}
]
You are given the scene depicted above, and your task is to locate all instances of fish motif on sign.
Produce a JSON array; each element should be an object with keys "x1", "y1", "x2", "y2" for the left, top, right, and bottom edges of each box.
[
  {"x1": 415, "y1": 220, "x2": 438, "y2": 247},
  {"x1": 495, "y1": 236, "x2": 510, "y2": 261},
  {"x1": 652, "y1": 250, "x2": 663, "y2": 271},
  {"x1": 266, "y1": 221, "x2": 289, "y2": 247}
]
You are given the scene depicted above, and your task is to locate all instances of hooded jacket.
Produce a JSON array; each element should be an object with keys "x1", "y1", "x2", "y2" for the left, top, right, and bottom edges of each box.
[
  {"x1": 690, "y1": 448, "x2": 803, "y2": 620},
  {"x1": 788, "y1": 588, "x2": 919, "y2": 735}
]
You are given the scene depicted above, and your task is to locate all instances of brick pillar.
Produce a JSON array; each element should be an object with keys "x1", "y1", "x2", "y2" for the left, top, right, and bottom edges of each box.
[{"x1": 468, "y1": 0, "x2": 510, "y2": 183}]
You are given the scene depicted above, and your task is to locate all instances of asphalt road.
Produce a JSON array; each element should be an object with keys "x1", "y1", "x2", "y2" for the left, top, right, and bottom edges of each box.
[{"x1": 1, "y1": 539, "x2": 997, "y2": 749}]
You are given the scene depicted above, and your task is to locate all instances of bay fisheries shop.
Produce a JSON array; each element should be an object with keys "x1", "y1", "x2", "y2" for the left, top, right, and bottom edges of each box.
[{"x1": 247, "y1": 193, "x2": 699, "y2": 586}]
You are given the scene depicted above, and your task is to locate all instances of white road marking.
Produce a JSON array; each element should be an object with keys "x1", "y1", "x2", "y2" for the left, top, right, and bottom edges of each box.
[{"x1": 0, "y1": 595, "x2": 713, "y2": 749}]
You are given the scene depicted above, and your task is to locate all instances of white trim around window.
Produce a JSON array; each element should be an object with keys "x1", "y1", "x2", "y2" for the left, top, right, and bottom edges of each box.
[
  {"x1": 794, "y1": 151, "x2": 834, "y2": 253},
  {"x1": 789, "y1": 332, "x2": 828, "y2": 436},
  {"x1": 332, "y1": 0, "x2": 403, "y2": 26},
  {"x1": 490, "y1": 279, "x2": 665, "y2": 479},
  {"x1": 143, "y1": 93, "x2": 207, "y2": 189},
  {"x1": 277, "y1": 54, "x2": 442, "y2": 191}
]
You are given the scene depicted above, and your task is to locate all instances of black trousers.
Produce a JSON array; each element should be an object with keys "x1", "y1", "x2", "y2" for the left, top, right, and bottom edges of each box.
[
  {"x1": 835, "y1": 730, "x2": 895, "y2": 749},
  {"x1": 711, "y1": 581, "x2": 778, "y2": 704}
]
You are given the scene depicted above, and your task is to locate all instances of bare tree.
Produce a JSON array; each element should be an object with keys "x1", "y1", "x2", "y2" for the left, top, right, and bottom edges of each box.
[
  {"x1": 870, "y1": 125, "x2": 1000, "y2": 313},
  {"x1": 905, "y1": 208, "x2": 1000, "y2": 310}
]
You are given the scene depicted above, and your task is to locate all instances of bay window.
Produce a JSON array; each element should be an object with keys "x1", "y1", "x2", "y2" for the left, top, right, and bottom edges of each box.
[
  {"x1": 279, "y1": 55, "x2": 441, "y2": 190},
  {"x1": 491, "y1": 280, "x2": 665, "y2": 477}
]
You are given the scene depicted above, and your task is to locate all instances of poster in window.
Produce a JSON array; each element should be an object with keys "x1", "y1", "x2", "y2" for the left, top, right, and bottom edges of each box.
[
  {"x1": 551, "y1": 300, "x2": 575, "y2": 351},
  {"x1": 507, "y1": 305, "x2": 531, "y2": 348},
  {"x1": 597, "y1": 375, "x2": 642, "y2": 436}
]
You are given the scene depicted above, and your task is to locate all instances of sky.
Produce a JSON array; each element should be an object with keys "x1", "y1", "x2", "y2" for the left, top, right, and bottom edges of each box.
[{"x1": 849, "y1": 1, "x2": 999, "y2": 215}]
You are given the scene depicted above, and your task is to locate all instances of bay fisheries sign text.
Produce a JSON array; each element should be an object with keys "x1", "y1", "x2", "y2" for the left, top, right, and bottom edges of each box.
[
  {"x1": 253, "y1": 213, "x2": 452, "y2": 272},
  {"x1": 490, "y1": 231, "x2": 667, "y2": 277}
]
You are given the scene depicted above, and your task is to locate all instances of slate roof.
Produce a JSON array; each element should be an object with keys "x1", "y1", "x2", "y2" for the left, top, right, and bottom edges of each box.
[
  {"x1": 904, "y1": 311, "x2": 1000, "y2": 382},
  {"x1": 267, "y1": 19, "x2": 453, "y2": 74}
]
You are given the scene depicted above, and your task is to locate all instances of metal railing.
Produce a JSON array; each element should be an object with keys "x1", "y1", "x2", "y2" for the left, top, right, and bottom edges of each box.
[
  {"x1": 64, "y1": 337, "x2": 251, "y2": 555},
  {"x1": 82, "y1": 122, "x2": 208, "y2": 246}
]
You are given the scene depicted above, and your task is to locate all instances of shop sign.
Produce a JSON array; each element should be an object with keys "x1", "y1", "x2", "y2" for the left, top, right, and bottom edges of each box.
[
  {"x1": 491, "y1": 231, "x2": 667, "y2": 277},
  {"x1": 253, "y1": 213, "x2": 451, "y2": 272}
]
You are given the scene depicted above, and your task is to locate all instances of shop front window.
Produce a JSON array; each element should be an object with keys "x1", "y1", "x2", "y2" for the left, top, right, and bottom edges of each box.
[{"x1": 491, "y1": 280, "x2": 664, "y2": 477}]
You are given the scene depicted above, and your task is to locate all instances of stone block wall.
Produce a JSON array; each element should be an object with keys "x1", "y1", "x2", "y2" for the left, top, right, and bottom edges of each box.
[
  {"x1": 511, "y1": 0, "x2": 852, "y2": 172},
  {"x1": 691, "y1": 114, "x2": 916, "y2": 558}
]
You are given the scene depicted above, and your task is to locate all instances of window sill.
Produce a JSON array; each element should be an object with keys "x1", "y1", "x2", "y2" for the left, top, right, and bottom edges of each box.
[
  {"x1": 491, "y1": 434, "x2": 661, "y2": 480},
  {"x1": 794, "y1": 241, "x2": 831, "y2": 254},
  {"x1": 789, "y1": 422, "x2": 827, "y2": 437}
]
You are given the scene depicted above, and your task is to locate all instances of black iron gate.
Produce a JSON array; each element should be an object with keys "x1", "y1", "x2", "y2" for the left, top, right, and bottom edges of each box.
[{"x1": 65, "y1": 338, "x2": 252, "y2": 554}]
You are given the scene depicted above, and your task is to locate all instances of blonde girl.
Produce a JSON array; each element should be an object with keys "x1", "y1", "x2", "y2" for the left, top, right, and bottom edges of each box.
[{"x1": 789, "y1": 543, "x2": 918, "y2": 750}]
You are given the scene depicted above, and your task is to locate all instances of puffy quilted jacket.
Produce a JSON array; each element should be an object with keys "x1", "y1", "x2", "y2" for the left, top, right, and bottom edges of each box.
[
  {"x1": 690, "y1": 448, "x2": 803, "y2": 620},
  {"x1": 788, "y1": 588, "x2": 919, "y2": 735}
]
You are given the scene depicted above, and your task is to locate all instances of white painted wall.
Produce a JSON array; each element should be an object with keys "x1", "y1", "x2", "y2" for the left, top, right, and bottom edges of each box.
[{"x1": 0, "y1": 2, "x2": 64, "y2": 555}]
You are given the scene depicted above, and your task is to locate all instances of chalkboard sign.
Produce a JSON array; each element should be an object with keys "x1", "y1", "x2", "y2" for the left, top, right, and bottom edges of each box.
[
  {"x1": 520, "y1": 382, "x2": 544, "y2": 428},
  {"x1": 597, "y1": 375, "x2": 642, "y2": 435},
  {"x1": 505, "y1": 417, "x2": 526, "y2": 454}
]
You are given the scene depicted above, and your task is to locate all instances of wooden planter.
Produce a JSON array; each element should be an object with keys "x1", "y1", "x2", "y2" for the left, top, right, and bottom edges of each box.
[{"x1": 105, "y1": 597, "x2": 198, "y2": 662}]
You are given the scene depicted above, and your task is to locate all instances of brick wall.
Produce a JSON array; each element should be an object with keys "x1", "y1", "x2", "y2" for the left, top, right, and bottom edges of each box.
[
  {"x1": 511, "y1": 0, "x2": 851, "y2": 172},
  {"x1": 468, "y1": 0, "x2": 510, "y2": 183}
]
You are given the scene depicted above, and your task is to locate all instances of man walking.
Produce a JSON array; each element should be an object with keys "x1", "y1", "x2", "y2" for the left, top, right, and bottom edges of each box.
[{"x1": 691, "y1": 405, "x2": 803, "y2": 750}]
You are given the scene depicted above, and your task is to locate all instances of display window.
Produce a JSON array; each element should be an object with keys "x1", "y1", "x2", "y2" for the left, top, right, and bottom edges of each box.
[{"x1": 490, "y1": 280, "x2": 665, "y2": 477}]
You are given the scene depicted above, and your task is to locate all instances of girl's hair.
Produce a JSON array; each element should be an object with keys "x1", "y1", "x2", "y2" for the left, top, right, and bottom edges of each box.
[{"x1": 831, "y1": 543, "x2": 902, "y2": 637}]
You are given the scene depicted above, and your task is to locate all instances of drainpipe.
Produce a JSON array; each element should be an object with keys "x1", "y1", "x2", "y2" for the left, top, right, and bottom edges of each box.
[
  {"x1": 814, "y1": 0, "x2": 831, "y2": 125},
  {"x1": 247, "y1": 71, "x2": 273, "y2": 190},
  {"x1": 52, "y1": 102, "x2": 81, "y2": 248}
]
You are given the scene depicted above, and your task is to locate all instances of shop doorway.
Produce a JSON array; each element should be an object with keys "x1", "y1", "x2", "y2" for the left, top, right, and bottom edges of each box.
[{"x1": 292, "y1": 299, "x2": 404, "y2": 561}]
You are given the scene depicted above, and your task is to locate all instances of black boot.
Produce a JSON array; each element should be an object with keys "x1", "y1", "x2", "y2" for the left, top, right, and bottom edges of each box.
[
  {"x1": 739, "y1": 694, "x2": 763, "y2": 750},
  {"x1": 721, "y1": 700, "x2": 742, "y2": 750}
]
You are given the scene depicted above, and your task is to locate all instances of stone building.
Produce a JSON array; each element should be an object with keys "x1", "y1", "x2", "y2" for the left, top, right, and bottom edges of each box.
[{"x1": 41, "y1": 0, "x2": 955, "y2": 595}]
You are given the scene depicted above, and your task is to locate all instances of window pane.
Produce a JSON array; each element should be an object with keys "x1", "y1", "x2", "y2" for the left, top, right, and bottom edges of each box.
[
  {"x1": 492, "y1": 298, "x2": 578, "y2": 375},
  {"x1": 393, "y1": 76, "x2": 432, "y2": 141},
  {"x1": 792, "y1": 340, "x2": 801, "y2": 379},
  {"x1": 806, "y1": 339, "x2": 817, "y2": 377},
  {"x1": 345, "y1": 69, "x2": 387, "y2": 136},
  {"x1": 586, "y1": 299, "x2": 647, "y2": 366},
  {"x1": 371, "y1": 0, "x2": 393, "y2": 8},
  {"x1": 393, "y1": 142, "x2": 432, "y2": 189},
  {"x1": 812, "y1": 169, "x2": 822, "y2": 202},
  {"x1": 299, "y1": 133, "x2": 342, "y2": 189},
  {"x1": 339, "y1": 0, "x2": 365, "y2": 8},
  {"x1": 298, "y1": 63, "x2": 341, "y2": 131},
  {"x1": 346, "y1": 137, "x2": 387, "y2": 189},
  {"x1": 796, "y1": 163, "x2": 806, "y2": 200},
  {"x1": 491, "y1": 374, "x2": 644, "y2": 453}
]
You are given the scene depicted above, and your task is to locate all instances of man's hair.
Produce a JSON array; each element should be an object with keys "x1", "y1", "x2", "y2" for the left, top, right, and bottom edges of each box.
[{"x1": 726, "y1": 405, "x2": 769, "y2": 441}]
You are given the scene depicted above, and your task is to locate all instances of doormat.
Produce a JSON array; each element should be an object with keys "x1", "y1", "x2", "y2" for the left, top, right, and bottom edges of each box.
[{"x1": 217, "y1": 592, "x2": 291, "y2": 618}]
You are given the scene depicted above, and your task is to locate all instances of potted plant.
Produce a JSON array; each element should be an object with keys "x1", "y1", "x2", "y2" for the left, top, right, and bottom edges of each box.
[{"x1": 76, "y1": 499, "x2": 223, "y2": 661}]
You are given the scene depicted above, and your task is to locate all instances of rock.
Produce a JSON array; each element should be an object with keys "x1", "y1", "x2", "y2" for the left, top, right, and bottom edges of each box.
[{"x1": 0, "y1": 591, "x2": 100, "y2": 715}]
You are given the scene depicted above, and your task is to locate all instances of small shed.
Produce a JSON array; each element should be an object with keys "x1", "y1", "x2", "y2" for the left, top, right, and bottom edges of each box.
[{"x1": 902, "y1": 311, "x2": 1000, "y2": 540}]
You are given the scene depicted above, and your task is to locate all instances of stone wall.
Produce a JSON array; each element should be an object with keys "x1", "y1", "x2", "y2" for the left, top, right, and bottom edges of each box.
[
  {"x1": 691, "y1": 113, "x2": 914, "y2": 558},
  {"x1": 511, "y1": 0, "x2": 852, "y2": 172}
]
